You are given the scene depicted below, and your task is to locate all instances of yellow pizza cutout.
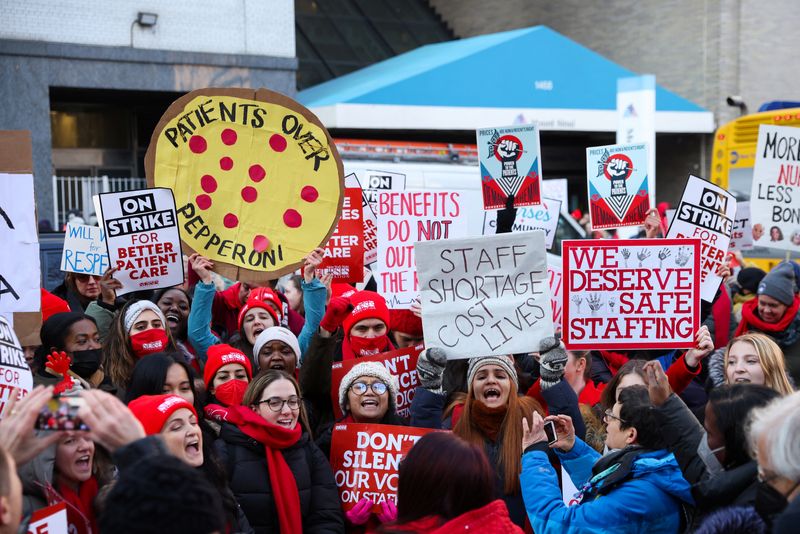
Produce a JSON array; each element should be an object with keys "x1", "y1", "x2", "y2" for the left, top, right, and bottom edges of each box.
[{"x1": 145, "y1": 88, "x2": 343, "y2": 282}]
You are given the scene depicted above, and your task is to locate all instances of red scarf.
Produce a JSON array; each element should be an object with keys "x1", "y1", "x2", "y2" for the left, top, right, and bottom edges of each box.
[
  {"x1": 340, "y1": 335, "x2": 394, "y2": 361},
  {"x1": 712, "y1": 288, "x2": 732, "y2": 349},
  {"x1": 735, "y1": 296, "x2": 800, "y2": 337},
  {"x1": 207, "y1": 404, "x2": 302, "y2": 533},
  {"x1": 51, "y1": 477, "x2": 98, "y2": 534}
]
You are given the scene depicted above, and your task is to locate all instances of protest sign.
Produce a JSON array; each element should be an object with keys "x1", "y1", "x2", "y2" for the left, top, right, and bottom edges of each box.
[
  {"x1": 543, "y1": 178, "x2": 569, "y2": 213},
  {"x1": 331, "y1": 345, "x2": 421, "y2": 419},
  {"x1": 729, "y1": 201, "x2": 754, "y2": 251},
  {"x1": 0, "y1": 172, "x2": 40, "y2": 314},
  {"x1": 750, "y1": 125, "x2": 800, "y2": 252},
  {"x1": 586, "y1": 143, "x2": 651, "y2": 230},
  {"x1": 146, "y1": 88, "x2": 345, "y2": 282},
  {"x1": 666, "y1": 175, "x2": 737, "y2": 302},
  {"x1": 547, "y1": 253, "x2": 563, "y2": 330},
  {"x1": 329, "y1": 423, "x2": 437, "y2": 512},
  {"x1": 477, "y1": 124, "x2": 542, "y2": 209},
  {"x1": 359, "y1": 169, "x2": 406, "y2": 212},
  {"x1": 0, "y1": 315, "x2": 33, "y2": 420},
  {"x1": 376, "y1": 190, "x2": 470, "y2": 309},
  {"x1": 60, "y1": 223, "x2": 110, "y2": 276},
  {"x1": 317, "y1": 187, "x2": 364, "y2": 283},
  {"x1": 562, "y1": 239, "x2": 700, "y2": 350},
  {"x1": 481, "y1": 198, "x2": 561, "y2": 250},
  {"x1": 27, "y1": 502, "x2": 68, "y2": 534},
  {"x1": 416, "y1": 231, "x2": 553, "y2": 359},
  {"x1": 99, "y1": 188, "x2": 184, "y2": 296}
]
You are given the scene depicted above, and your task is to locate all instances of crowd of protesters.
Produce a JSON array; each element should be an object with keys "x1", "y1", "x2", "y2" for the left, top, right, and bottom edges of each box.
[{"x1": 1, "y1": 203, "x2": 800, "y2": 534}]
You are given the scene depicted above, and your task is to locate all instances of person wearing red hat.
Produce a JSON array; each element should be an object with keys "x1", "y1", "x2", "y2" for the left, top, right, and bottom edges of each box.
[
  {"x1": 389, "y1": 308, "x2": 424, "y2": 348},
  {"x1": 41, "y1": 289, "x2": 71, "y2": 322},
  {"x1": 203, "y1": 344, "x2": 253, "y2": 408},
  {"x1": 128, "y1": 394, "x2": 203, "y2": 467}
]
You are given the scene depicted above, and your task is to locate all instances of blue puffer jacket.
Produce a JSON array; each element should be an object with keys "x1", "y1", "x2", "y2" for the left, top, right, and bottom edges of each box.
[{"x1": 521, "y1": 438, "x2": 693, "y2": 534}]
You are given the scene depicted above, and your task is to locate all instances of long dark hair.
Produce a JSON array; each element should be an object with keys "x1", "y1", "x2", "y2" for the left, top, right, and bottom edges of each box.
[
  {"x1": 390, "y1": 432, "x2": 494, "y2": 527},
  {"x1": 600, "y1": 359, "x2": 646, "y2": 411},
  {"x1": 709, "y1": 384, "x2": 780, "y2": 469}
]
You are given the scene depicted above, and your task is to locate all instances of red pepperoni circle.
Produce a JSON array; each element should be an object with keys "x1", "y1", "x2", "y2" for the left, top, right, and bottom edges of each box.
[
  {"x1": 241, "y1": 186, "x2": 257, "y2": 203},
  {"x1": 253, "y1": 235, "x2": 270, "y2": 252},
  {"x1": 196, "y1": 194, "x2": 212, "y2": 210},
  {"x1": 200, "y1": 174, "x2": 217, "y2": 193},
  {"x1": 220, "y1": 157, "x2": 234, "y2": 171},
  {"x1": 223, "y1": 213, "x2": 238, "y2": 228},
  {"x1": 269, "y1": 134, "x2": 287, "y2": 152},
  {"x1": 189, "y1": 135, "x2": 207, "y2": 154},
  {"x1": 248, "y1": 164, "x2": 266, "y2": 182},
  {"x1": 300, "y1": 185, "x2": 319, "y2": 202},
  {"x1": 283, "y1": 209, "x2": 302, "y2": 228},
  {"x1": 221, "y1": 128, "x2": 237, "y2": 146}
]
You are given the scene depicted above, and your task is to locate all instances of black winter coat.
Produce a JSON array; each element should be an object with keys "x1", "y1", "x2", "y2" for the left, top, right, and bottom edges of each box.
[{"x1": 215, "y1": 423, "x2": 345, "y2": 534}]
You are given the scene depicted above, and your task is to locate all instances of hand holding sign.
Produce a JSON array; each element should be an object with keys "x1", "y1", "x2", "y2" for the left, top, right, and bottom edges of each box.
[
  {"x1": 684, "y1": 325, "x2": 714, "y2": 368},
  {"x1": 303, "y1": 247, "x2": 325, "y2": 283},
  {"x1": 189, "y1": 253, "x2": 215, "y2": 285},
  {"x1": 99, "y1": 267, "x2": 122, "y2": 306}
]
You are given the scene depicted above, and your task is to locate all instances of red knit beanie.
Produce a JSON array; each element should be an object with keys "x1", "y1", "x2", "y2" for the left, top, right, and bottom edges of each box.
[
  {"x1": 331, "y1": 283, "x2": 357, "y2": 299},
  {"x1": 128, "y1": 394, "x2": 198, "y2": 435},
  {"x1": 41, "y1": 289, "x2": 71, "y2": 322},
  {"x1": 237, "y1": 288, "x2": 281, "y2": 331},
  {"x1": 203, "y1": 344, "x2": 253, "y2": 387},
  {"x1": 342, "y1": 291, "x2": 390, "y2": 337},
  {"x1": 389, "y1": 309, "x2": 423, "y2": 337}
]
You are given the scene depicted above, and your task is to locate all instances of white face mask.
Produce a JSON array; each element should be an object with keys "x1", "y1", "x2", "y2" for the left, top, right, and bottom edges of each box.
[{"x1": 697, "y1": 433, "x2": 726, "y2": 477}]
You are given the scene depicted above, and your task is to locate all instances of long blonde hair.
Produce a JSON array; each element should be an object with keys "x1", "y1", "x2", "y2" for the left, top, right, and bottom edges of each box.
[
  {"x1": 725, "y1": 333, "x2": 794, "y2": 395},
  {"x1": 451, "y1": 374, "x2": 543, "y2": 495}
]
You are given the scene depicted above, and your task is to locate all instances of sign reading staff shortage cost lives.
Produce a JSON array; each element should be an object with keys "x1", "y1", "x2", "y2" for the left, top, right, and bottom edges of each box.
[
  {"x1": 99, "y1": 188, "x2": 184, "y2": 295},
  {"x1": 562, "y1": 239, "x2": 700, "y2": 351}
]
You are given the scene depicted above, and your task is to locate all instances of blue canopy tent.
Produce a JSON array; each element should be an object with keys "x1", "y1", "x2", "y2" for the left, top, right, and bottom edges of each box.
[{"x1": 298, "y1": 26, "x2": 713, "y2": 133}]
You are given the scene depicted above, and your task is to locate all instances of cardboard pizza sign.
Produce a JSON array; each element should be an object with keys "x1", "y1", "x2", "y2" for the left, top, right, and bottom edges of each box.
[{"x1": 145, "y1": 88, "x2": 345, "y2": 282}]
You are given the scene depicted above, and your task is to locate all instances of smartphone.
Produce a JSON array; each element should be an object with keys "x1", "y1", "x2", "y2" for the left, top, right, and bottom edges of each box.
[
  {"x1": 543, "y1": 420, "x2": 558, "y2": 445},
  {"x1": 35, "y1": 397, "x2": 89, "y2": 431}
]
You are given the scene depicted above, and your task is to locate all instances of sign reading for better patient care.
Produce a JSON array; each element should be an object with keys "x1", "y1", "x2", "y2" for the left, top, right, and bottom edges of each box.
[
  {"x1": 478, "y1": 124, "x2": 542, "y2": 210},
  {"x1": 99, "y1": 188, "x2": 184, "y2": 295},
  {"x1": 562, "y1": 239, "x2": 701, "y2": 350},
  {"x1": 146, "y1": 88, "x2": 344, "y2": 282},
  {"x1": 317, "y1": 186, "x2": 364, "y2": 283},
  {"x1": 416, "y1": 231, "x2": 553, "y2": 359}
]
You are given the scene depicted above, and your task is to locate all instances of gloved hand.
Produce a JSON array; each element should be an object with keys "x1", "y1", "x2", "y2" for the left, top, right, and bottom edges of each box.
[
  {"x1": 345, "y1": 497, "x2": 373, "y2": 525},
  {"x1": 377, "y1": 499, "x2": 397, "y2": 523},
  {"x1": 539, "y1": 336, "x2": 568, "y2": 391},
  {"x1": 320, "y1": 296, "x2": 351, "y2": 334},
  {"x1": 496, "y1": 193, "x2": 517, "y2": 234},
  {"x1": 416, "y1": 347, "x2": 447, "y2": 394},
  {"x1": 45, "y1": 351, "x2": 71, "y2": 376}
]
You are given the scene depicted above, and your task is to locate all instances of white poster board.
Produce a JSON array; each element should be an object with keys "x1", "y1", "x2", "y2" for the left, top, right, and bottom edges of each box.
[
  {"x1": 481, "y1": 198, "x2": 561, "y2": 250},
  {"x1": 416, "y1": 230, "x2": 554, "y2": 359},
  {"x1": 60, "y1": 223, "x2": 110, "y2": 276},
  {"x1": 729, "y1": 201, "x2": 754, "y2": 251},
  {"x1": 617, "y1": 75, "x2": 656, "y2": 199},
  {"x1": 666, "y1": 175, "x2": 737, "y2": 302},
  {"x1": 542, "y1": 178, "x2": 569, "y2": 214},
  {"x1": 0, "y1": 173, "x2": 40, "y2": 313},
  {"x1": 99, "y1": 188, "x2": 184, "y2": 295},
  {"x1": 0, "y1": 315, "x2": 33, "y2": 420}
]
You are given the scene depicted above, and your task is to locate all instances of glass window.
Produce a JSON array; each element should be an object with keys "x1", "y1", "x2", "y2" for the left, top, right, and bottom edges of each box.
[{"x1": 50, "y1": 109, "x2": 130, "y2": 149}]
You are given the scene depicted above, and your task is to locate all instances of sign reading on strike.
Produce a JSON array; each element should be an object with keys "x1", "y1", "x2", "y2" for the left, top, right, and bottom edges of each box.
[
  {"x1": 331, "y1": 346, "x2": 421, "y2": 420},
  {"x1": 750, "y1": 124, "x2": 800, "y2": 252},
  {"x1": 416, "y1": 231, "x2": 553, "y2": 359},
  {"x1": 60, "y1": 223, "x2": 110, "y2": 276},
  {"x1": 666, "y1": 175, "x2": 736, "y2": 302},
  {"x1": 99, "y1": 188, "x2": 184, "y2": 295},
  {"x1": 376, "y1": 190, "x2": 469, "y2": 309},
  {"x1": 729, "y1": 201, "x2": 754, "y2": 251},
  {"x1": 330, "y1": 423, "x2": 436, "y2": 512},
  {"x1": 482, "y1": 198, "x2": 562, "y2": 250},
  {"x1": 562, "y1": 239, "x2": 701, "y2": 350},
  {"x1": 0, "y1": 315, "x2": 33, "y2": 420},
  {"x1": 586, "y1": 143, "x2": 651, "y2": 230},
  {"x1": 318, "y1": 187, "x2": 364, "y2": 283},
  {"x1": 477, "y1": 124, "x2": 542, "y2": 209},
  {"x1": 360, "y1": 169, "x2": 406, "y2": 212}
]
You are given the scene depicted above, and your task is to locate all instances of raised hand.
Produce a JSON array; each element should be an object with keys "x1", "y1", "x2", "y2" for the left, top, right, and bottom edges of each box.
[
  {"x1": 644, "y1": 208, "x2": 662, "y2": 238},
  {"x1": 46, "y1": 351, "x2": 71, "y2": 376},
  {"x1": 345, "y1": 497, "x2": 373, "y2": 526},
  {"x1": 416, "y1": 347, "x2": 447, "y2": 393},
  {"x1": 303, "y1": 247, "x2": 325, "y2": 283},
  {"x1": 188, "y1": 253, "x2": 215, "y2": 284},
  {"x1": 684, "y1": 325, "x2": 714, "y2": 368},
  {"x1": 643, "y1": 360, "x2": 671, "y2": 407},
  {"x1": 319, "y1": 296, "x2": 352, "y2": 334},
  {"x1": 522, "y1": 411, "x2": 547, "y2": 450},
  {"x1": 0, "y1": 386, "x2": 63, "y2": 464},
  {"x1": 99, "y1": 267, "x2": 122, "y2": 305},
  {"x1": 77, "y1": 389, "x2": 146, "y2": 453}
]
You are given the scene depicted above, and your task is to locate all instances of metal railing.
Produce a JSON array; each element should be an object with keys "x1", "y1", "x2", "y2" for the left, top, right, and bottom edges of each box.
[{"x1": 51, "y1": 175, "x2": 147, "y2": 229}]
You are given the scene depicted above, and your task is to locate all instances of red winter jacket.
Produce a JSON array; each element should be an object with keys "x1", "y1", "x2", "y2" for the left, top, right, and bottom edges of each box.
[{"x1": 385, "y1": 499, "x2": 523, "y2": 533}]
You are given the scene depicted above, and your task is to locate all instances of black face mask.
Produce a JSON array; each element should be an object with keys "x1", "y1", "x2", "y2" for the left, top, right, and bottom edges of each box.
[
  {"x1": 70, "y1": 349, "x2": 102, "y2": 379},
  {"x1": 755, "y1": 480, "x2": 795, "y2": 522}
]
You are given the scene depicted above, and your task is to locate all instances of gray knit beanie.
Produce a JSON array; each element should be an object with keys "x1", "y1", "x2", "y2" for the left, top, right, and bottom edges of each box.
[
  {"x1": 337, "y1": 361, "x2": 398, "y2": 415},
  {"x1": 466, "y1": 355, "x2": 517, "y2": 390},
  {"x1": 758, "y1": 262, "x2": 796, "y2": 306}
]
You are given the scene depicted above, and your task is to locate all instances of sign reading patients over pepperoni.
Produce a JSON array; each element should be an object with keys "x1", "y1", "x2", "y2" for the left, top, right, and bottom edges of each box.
[{"x1": 146, "y1": 88, "x2": 344, "y2": 282}]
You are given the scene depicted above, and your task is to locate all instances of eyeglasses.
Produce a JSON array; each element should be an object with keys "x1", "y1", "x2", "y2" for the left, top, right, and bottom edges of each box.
[
  {"x1": 74, "y1": 273, "x2": 101, "y2": 283},
  {"x1": 350, "y1": 382, "x2": 388, "y2": 395},
  {"x1": 256, "y1": 396, "x2": 301, "y2": 412},
  {"x1": 603, "y1": 409, "x2": 627, "y2": 424}
]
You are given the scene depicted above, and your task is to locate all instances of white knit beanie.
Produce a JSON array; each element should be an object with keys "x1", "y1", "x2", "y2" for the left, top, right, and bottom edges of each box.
[
  {"x1": 337, "y1": 361, "x2": 398, "y2": 415},
  {"x1": 253, "y1": 327, "x2": 302, "y2": 370},
  {"x1": 466, "y1": 355, "x2": 517, "y2": 389},
  {"x1": 124, "y1": 301, "x2": 167, "y2": 333}
]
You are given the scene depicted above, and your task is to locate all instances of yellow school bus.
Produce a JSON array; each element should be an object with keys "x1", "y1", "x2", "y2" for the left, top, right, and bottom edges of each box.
[{"x1": 710, "y1": 105, "x2": 800, "y2": 271}]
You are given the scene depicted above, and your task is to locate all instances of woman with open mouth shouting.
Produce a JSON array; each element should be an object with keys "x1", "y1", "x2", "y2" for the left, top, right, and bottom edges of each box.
[
  {"x1": 409, "y1": 349, "x2": 543, "y2": 529},
  {"x1": 212, "y1": 370, "x2": 344, "y2": 534},
  {"x1": 128, "y1": 393, "x2": 252, "y2": 533}
]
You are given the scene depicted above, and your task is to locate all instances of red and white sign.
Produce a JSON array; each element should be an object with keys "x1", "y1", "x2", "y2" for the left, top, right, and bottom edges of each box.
[
  {"x1": 0, "y1": 315, "x2": 33, "y2": 420},
  {"x1": 562, "y1": 239, "x2": 701, "y2": 350},
  {"x1": 329, "y1": 423, "x2": 436, "y2": 512},
  {"x1": 547, "y1": 254, "x2": 563, "y2": 331},
  {"x1": 27, "y1": 502, "x2": 68, "y2": 534},
  {"x1": 331, "y1": 346, "x2": 422, "y2": 419},
  {"x1": 318, "y1": 187, "x2": 364, "y2": 283}
]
